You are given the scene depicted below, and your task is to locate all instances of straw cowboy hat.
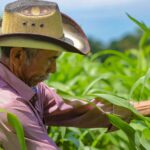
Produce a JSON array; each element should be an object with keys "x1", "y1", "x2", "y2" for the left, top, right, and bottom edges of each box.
[{"x1": 0, "y1": 0, "x2": 90, "y2": 55}]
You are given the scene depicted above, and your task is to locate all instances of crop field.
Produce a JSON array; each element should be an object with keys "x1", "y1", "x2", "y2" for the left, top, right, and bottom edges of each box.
[
  {"x1": 1, "y1": 16, "x2": 150, "y2": 150},
  {"x1": 45, "y1": 16, "x2": 150, "y2": 150}
]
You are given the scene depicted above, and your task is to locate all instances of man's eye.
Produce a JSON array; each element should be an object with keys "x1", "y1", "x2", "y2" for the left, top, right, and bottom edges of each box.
[
  {"x1": 49, "y1": 56, "x2": 58, "y2": 60},
  {"x1": 48, "y1": 56, "x2": 59, "y2": 64},
  {"x1": 53, "y1": 56, "x2": 58, "y2": 59}
]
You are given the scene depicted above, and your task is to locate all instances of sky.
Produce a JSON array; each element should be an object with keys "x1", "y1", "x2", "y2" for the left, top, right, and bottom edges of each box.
[{"x1": 0, "y1": 0, "x2": 150, "y2": 44}]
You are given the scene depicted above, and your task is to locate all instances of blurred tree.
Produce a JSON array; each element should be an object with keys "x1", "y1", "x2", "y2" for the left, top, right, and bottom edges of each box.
[
  {"x1": 88, "y1": 29, "x2": 142, "y2": 54},
  {"x1": 88, "y1": 37, "x2": 105, "y2": 53},
  {"x1": 107, "y1": 29, "x2": 142, "y2": 51},
  {"x1": 88, "y1": 29, "x2": 143, "y2": 62}
]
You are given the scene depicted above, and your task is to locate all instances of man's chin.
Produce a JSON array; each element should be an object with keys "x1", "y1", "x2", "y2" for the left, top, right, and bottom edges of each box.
[
  {"x1": 30, "y1": 76, "x2": 50, "y2": 86},
  {"x1": 30, "y1": 80, "x2": 43, "y2": 86}
]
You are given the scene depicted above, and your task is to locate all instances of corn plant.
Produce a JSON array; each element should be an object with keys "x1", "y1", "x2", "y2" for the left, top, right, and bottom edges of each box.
[
  {"x1": 0, "y1": 109, "x2": 26, "y2": 150},
  {"x1": 45, "y1": 15, "x2": 150, "y2": 150}
]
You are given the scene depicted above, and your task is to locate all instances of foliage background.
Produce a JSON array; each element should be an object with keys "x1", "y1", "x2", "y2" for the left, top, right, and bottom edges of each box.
[
  {"x1": 44, "y1": 17, "x2": 150, "y2": 150},
  {"x1": 1, "y1": 13, "x2": 150, "y2": 150}
]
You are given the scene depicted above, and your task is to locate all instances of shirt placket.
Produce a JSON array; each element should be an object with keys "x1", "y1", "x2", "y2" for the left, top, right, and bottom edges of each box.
[{"x1": 28, "y1": 94, "x2": 47, "y2": 133}]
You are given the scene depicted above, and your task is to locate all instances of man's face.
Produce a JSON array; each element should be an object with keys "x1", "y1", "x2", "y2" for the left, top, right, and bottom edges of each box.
[
  {"x1": 9, "y1": 48, "x2": 61, "y2": 86},
  {"x1": 23, "y1": 49, "x2": 61, "y2": 86}
]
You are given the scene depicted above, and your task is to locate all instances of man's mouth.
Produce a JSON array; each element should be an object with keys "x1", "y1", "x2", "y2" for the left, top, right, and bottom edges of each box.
[{"x1": 35, "y1": 74, "x2": 50, "y2": 82}]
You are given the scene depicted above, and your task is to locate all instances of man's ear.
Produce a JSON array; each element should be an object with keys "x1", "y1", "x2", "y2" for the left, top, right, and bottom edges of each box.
[{"x1": 9, "y1": 47, "x2": 26, "y2": 67}]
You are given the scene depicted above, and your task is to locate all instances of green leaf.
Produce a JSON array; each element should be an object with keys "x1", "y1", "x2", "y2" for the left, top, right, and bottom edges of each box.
[
  {"x1": 129, "y1": 68, "x2": 150, "y2": 101},
  {"x1": 92, "y1": 93, "x2": 142, "y2": 118},
  {"x1": 83, "y1": 73, "x2": 111, "y2": 95},
  {"x1": 7, "y1": 113, "x2": 26, "y2": 150},
  {"x1": 60, "y1": 127, "x2": 66, "y2": 139},
  {"x1": 127, "y1": 13, "x2": 149, "y2": 33},
  {"x1": 107, "y1": 114, "x2": 144, "y2": 150},
  {"x1": 0, "y1": 147, "x2": 4, "y2": 150},
  {"x1": 143, "y1": 129, "x2": 150, "y2": 140},
  {"x1": 108, "y1": 114, "x2": 135, "y2": 137},
  {"x1": 139, "y1": 132, "x2": 150, "y2": 150},
  {"x1": 139, "y1": 33, "x2": 149, "y2": 49},
  {"x1": 91, "y1": 49, "x2": 132, "y2": 62}
]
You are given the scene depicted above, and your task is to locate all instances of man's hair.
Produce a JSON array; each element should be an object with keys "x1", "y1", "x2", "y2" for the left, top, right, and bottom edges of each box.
[
  {"x1": 0, "y1": 47, "x2": 38, "y2": 60},
  {"x1": 1, "y1": 47, "x2": 11, "y2": 57}
]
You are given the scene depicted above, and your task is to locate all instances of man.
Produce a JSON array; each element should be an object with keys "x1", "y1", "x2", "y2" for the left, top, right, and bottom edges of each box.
[{"x1": 0, "y1": 0, "x2": 149, "y2": 150}]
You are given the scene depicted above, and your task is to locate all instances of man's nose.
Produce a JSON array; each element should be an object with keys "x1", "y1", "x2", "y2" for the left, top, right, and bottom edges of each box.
[{"x1": 47, "y1": 60, "x2": 57, "y2": 73}]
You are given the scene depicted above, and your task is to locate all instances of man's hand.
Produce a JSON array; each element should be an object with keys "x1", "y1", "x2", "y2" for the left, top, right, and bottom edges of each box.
[
  {"x1": 94, "y1": 97, "x2": 132, "y2": 121},
  {"x1": 132, "y1": 100, "x2": 150, "y2": 116}
]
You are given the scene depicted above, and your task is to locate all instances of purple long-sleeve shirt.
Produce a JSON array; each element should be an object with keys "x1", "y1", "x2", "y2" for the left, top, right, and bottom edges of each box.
[{"x1": 0, "y1": 63, "x2": 131, "y2": 150}]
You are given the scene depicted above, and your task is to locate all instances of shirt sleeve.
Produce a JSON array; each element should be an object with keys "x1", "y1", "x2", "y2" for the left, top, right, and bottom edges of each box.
[{"x1": 41, "y1": 83, "x2": 132, "y2": 129}]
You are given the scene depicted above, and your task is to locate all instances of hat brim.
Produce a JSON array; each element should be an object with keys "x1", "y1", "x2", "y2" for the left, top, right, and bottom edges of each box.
[{"x1": 0, "y1": 13, "x2": 90, "y2": 55}]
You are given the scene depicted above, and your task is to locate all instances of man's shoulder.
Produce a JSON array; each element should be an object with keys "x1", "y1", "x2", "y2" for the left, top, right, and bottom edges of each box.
[
  {"x1": 0, "y1": 77, "x2": 8, "y2": 88},
  {"x1": 0, "y1": 82, "x2": 19, "y2": 105},
  {"x1": 37, "y1": 82, "x2": 59, "y2": 100}
]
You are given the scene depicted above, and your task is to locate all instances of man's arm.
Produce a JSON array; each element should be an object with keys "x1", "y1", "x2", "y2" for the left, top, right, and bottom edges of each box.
[
  {"x1": 41, "y1": 83, "x2": 133, "y2": 129},
  {"x1": 41, "y1": 83, "x2": 150, "y2": 130}
]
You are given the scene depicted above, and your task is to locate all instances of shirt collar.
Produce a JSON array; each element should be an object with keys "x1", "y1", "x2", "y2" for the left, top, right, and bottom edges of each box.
[{"x1": 0, "y1": 63, "x2": 35, "y2": 101}]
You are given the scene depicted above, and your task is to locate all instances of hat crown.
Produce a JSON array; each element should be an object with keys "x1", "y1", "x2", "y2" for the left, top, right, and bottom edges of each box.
[
  {"x1": 2, "y1": 0, "x2": 63, "y2": 39},
  {"x1": 5, "y1": 0, "x2": 58, "y2": 12},
  {"x1": 0, "y1": 0, "x2": 90, "y2": 55}
]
